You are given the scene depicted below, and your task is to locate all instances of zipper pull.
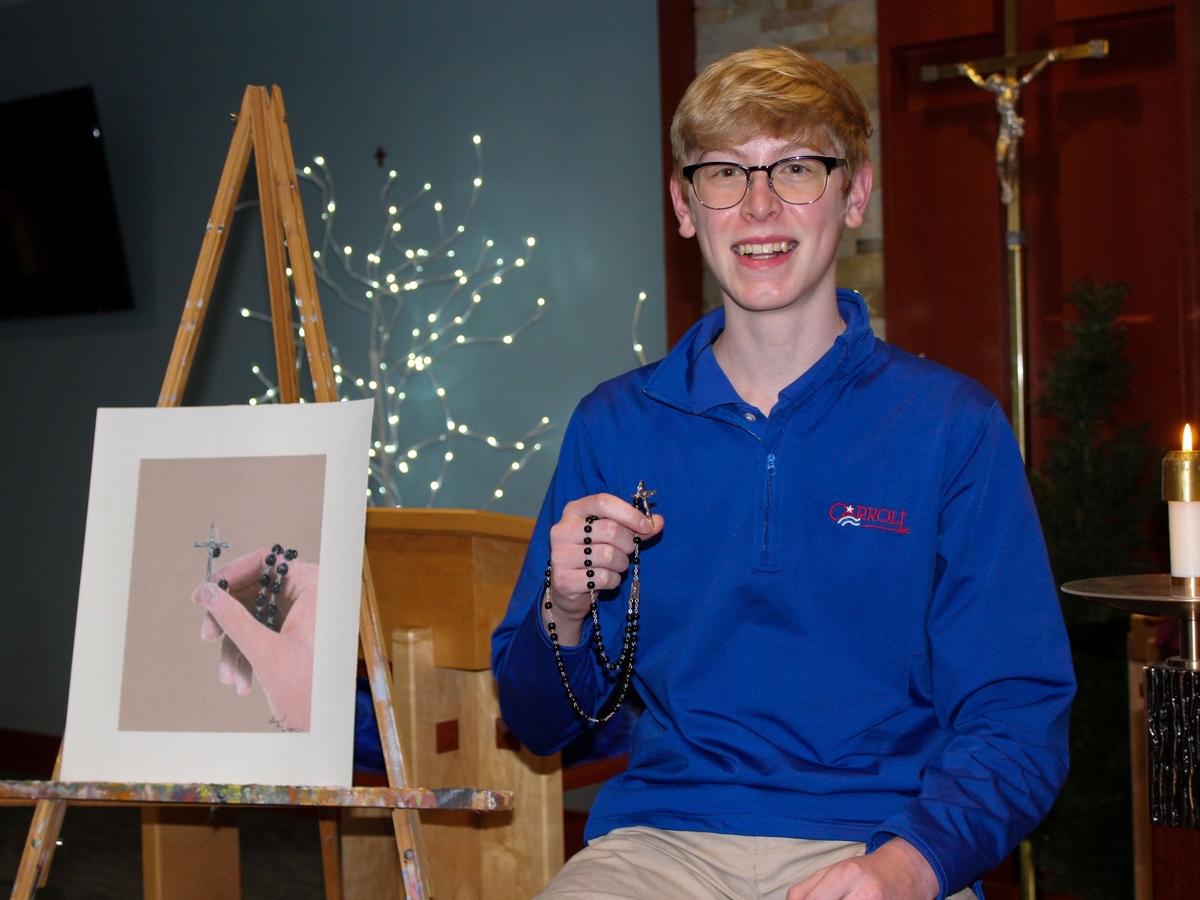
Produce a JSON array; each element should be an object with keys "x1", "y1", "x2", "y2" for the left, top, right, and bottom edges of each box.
[{"x1": 767, "y1": 453, "x2": 776, "y2": 471}]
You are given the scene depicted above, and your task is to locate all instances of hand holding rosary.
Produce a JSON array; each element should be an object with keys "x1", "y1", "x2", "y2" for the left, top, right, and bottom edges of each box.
[
  {"x1": 194, "y1": 527, "x2": 298, "y2": 633},
  {"x1": 544, "y1": 481, "x2": 656, "y2": 724}
]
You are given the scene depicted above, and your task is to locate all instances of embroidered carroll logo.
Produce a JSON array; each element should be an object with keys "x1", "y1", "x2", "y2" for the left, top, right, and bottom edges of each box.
[{"x1": 829, "y1": 502, "x2": 909, "y2": 534}]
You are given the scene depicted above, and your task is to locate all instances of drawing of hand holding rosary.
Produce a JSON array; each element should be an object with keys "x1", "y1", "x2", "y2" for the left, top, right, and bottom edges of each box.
[{"x1": 192, "y1": 525, "x2": 318, "y2": 732}]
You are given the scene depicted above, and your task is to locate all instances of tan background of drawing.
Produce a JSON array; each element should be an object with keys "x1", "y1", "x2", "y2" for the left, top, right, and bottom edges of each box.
[{"x1": 118, "y1": 454, "x2": 326, "y2": 732}]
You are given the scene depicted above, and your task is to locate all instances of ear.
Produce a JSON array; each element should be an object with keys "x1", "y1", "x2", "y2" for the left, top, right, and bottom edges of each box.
[
  {"x1": 842, "y1": 161, "x2": 873, "y2": 230},
  {"x1": 669, "y1": 176, "x2": 697, "y2": 239}
]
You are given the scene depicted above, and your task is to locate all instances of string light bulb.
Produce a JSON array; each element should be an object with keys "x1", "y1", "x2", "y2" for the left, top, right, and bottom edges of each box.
[{"x1": 243, "y1": 136, "x2": 557, "y2": 508}]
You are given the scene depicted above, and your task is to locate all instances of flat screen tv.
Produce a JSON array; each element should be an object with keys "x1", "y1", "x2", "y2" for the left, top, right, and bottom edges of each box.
[{"x1": 0, "y1": 85, "x2": 134, "y2": 320}]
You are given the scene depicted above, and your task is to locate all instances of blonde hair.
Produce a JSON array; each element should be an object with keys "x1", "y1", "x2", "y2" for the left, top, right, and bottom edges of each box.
[{"x1": 671, "y1": 48, "x2": 872, "y2": 195}]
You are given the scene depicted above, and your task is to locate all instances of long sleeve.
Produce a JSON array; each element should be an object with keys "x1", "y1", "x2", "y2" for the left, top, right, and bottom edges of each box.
[
  {"x1": 867, "y1": 404, "x2": 1075, "y2": 897},
  {"x1": 491, "y1": 410, "x2": 625, "y2": 755}
]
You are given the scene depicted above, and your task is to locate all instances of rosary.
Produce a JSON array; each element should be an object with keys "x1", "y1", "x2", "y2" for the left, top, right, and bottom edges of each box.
[
  {"x1": 543, "y1": 481, "x2": 655, "y2": 724},
  {"x1": 194, "y1": 526, "x2": 297, "y2": 633}
]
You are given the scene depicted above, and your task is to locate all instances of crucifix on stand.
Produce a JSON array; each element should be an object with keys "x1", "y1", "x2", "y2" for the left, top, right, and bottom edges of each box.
[{"x1": 921, "y1": 6, "x2": 1109, "y2": 463}]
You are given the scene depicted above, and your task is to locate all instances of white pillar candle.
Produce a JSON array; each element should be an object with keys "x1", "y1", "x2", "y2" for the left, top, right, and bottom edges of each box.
[
  {"x1": 1164, "y1": 425, "x2": 1200, "y2": 581},
  {"x1": 1169, "y1": 501, "x2": 1200, "y2": 576}
]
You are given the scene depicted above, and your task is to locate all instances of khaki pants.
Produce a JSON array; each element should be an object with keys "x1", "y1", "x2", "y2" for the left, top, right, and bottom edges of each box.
[{"x1": 535, "y1": 826, "x2": 979, "y2": 900}]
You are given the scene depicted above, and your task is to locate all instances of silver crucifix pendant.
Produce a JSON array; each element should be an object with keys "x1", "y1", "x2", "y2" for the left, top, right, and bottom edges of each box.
[
  {"x1": 193, "y1": 523, "x2": 230, "y2": 583},
  {"x1": 631, "y1": 480, "x2": 657, "y2": 520}
]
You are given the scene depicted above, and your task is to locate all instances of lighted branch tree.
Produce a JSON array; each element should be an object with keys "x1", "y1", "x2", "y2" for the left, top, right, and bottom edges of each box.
[{"x1": 242, "y1": 134, "x2": 556, "y2": 509}]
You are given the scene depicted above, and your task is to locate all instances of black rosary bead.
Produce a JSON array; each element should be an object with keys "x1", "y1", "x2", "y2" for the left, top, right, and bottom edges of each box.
[
  {"x1": 236, "y1": 541, "x2": 294, "y2": 630},
  {"x1": 542, "y1": 488, "x2": 649, "y2": 725},
  {"x1": 212, "y1": 547, "x2": 221, "y2": 558},
  {"x1": 217, "y1": 578, "x2": 228, "y2": 591}
]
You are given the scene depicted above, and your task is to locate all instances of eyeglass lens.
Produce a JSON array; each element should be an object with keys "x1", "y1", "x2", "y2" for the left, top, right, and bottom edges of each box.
[{"x1": 692, "y1": 159, "x2": 830, "y2": 209}]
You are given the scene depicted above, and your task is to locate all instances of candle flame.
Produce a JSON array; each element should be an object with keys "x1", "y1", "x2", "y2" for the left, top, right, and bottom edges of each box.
[{"x1": 1186, "y1": 424, "x2": 1194, "y2": 452}]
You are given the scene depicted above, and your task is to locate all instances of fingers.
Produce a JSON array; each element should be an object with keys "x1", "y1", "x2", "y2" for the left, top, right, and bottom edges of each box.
[
  {"x1": 217, "y1": 635, "x2": 253, "y2": 696},
  {"x1": 200, "y1": 612, "x2": 223, "y2": 642},
  {"x1": 785, "y1": 865, "x2": 844, "y2": 900},
  {"x1": 234, "y1": 648, "x2": 253, "y2": 696},
  {"x1": 196, "y1": 582, "x2": 277, "y2": 676},
  {"x1": 219, "y1": 636, "x2": 238, "y2": 685},
  {"x1": 562, "y1": 493, "x2": 663, "y2": 539},
  {"x1": 546, "y1": 493, "x2": 664, "y2": 621},
  {"x1": 212, "y1": 547, "x2": 274, "y2": 593}
]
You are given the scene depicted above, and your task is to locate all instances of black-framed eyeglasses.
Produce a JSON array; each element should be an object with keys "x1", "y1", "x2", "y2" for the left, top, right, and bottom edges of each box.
[{"x1": 681, "y1": 155, "x2": 848, "y2": 210}]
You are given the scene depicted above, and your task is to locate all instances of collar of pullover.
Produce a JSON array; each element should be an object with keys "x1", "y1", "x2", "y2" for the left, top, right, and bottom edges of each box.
[{"x1": 644, "y1": 288, "x2": 877, "y2": 417}]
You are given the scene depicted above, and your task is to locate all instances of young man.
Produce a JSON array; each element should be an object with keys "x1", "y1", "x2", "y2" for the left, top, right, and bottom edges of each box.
[{"x1": 492, "y1": 48, "x2": 1074, "y2": 900}]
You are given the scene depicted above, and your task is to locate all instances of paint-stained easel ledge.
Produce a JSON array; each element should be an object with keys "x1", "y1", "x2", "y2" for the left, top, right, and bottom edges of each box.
[{"x1": 0, "y1": 781, "x2": 510, "y2": 810}]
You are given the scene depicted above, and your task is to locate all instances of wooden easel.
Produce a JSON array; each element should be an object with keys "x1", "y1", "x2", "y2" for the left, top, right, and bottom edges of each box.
[{"x1": 2, "y1": 85, "x2": 510, "y2": 900}]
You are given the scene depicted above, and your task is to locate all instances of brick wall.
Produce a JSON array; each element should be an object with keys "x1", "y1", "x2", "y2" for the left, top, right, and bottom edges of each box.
[{"x1": 692, "y1": 0, "x2": 884, "y2": 336}]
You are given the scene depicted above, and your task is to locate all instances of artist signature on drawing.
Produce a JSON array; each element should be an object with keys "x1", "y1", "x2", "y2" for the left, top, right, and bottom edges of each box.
[{"x1": 270, "y1": 717, "x2": 301, "y2": 733}]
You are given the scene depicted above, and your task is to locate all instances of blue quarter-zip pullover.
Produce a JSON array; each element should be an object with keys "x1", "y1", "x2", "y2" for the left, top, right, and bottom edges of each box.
[{"x1": 492, "y1": 290, "x2": 1074, "y2": 899}]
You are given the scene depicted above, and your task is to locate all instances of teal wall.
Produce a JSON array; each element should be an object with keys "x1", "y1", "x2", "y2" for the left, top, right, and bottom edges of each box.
[{"x1": 0, "y1": 0, "x2": 666, "y2": 734}]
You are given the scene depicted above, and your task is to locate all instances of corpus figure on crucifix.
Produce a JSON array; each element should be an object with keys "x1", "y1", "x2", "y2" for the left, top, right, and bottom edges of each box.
[
  {"x1": 959, "y1": 50, "x2": 1057, "y2": 205},
  {"x1": 193, "y1": 523, "x2": 230, "y2": 584}
]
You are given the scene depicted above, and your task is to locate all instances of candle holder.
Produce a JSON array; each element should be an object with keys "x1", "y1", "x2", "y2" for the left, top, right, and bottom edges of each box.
[
  {"x1": 1164, "y1": 445, "x2": 1200, "y2": 592},
  {"x1": 1063, "y1": 575, "x2": 1200, "y2": 829}
]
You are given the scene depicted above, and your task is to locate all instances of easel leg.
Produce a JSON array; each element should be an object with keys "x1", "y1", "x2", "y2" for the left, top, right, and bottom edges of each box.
[
  {"x1": 11, "y1": 745, "x2": 67, "y2": 899},
  {"x1": 392, "y1": 811, "x2": 425, "y2": 900},
  {"x1": 9, "y1": 798, "x2": 65, "y2": 900},
  {"x1": 319, "y1": 808, "x2": 343, "y2": 900},
  {"x1": 34, "y1": 799, "x2": 66, "y2": 889},
  {"x1": 359, "y1": 551, "x2": 432, "y2": 900}
]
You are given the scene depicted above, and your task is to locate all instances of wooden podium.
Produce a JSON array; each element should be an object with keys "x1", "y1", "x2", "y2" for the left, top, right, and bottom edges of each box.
[{"x1": 342, "y1": 509, "x2": 563, "y2": 900}]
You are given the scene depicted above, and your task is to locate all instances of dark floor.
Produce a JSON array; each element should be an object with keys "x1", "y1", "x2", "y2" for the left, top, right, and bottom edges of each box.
[{"x1": 0, "y1": 770, "x2": 327, "y2": 899}]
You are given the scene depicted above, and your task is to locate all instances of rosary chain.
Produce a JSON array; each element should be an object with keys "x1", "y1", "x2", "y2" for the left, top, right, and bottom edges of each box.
[{"x1": 544, "y1": 515, "x2": 641, "y2": 724}]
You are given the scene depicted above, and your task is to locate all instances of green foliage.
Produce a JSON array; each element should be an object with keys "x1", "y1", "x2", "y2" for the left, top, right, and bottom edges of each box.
[
  {"x1": 1030, "y1": 278, "x2": 1160, "y2": 627},
  {"x1": 1029, "y1": 279, "x2": 1161, "y2": 900}
]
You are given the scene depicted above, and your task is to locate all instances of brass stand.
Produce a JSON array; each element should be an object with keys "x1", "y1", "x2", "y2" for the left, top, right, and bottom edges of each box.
[{"x1": 1063, "y1": 575, "x2": 1200, "y2": 828}]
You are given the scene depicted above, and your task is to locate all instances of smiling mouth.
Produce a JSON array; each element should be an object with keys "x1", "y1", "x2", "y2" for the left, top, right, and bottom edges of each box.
[{"x1": 733, "y1": 241, "x2": 798, "y2": 259}]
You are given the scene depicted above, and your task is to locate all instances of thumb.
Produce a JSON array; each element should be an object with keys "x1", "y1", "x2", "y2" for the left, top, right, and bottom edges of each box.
[{"x1": 197, "y1": 583, "x2": 275, "y2": 672}]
